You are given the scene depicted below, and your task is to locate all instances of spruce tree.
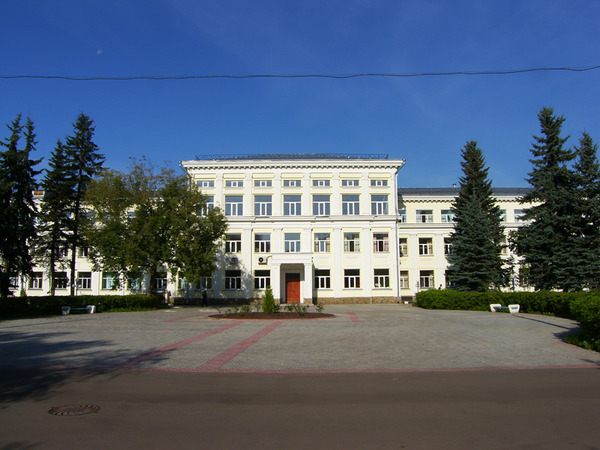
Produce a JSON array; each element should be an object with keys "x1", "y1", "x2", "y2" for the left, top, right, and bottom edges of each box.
[
  {"x1": 0, "y1": 115, "x2": 41, "y2": 297},
  {"x1": 572, "y1": 132, "x2": 600, "y2": 289},
  {"x1": 446, "y1": 141, "x2": 504, "y2": 291},
  {"x1": 513, "y1": 107, "x2": 580, "y2": 291},
  {"x1": 64, "y1": 113, "x2": 105, "y2": 295},
  {"x1": 35, "y1": 141, "x2": 74, "y2": 295}
]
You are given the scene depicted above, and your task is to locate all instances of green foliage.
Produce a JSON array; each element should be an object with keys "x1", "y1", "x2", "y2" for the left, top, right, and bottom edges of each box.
[
  {"x1": 262, "y1": 285, "x2": 278, "y2": 313},
  {"x1": 84, "y1": 158, "x2": 227, "y2": 293},
  {"x1": 0, "y1": 115, "x2": 42, "y2": 297},
  {"x1": 447, "y1": 141, "x2": 505, "y2": 291},
  {"x1": 315, "y1": 303, "x2": 325, "y2": 313},
  {"x1": 570, "y1": 294, "x2": 600, "y2": 335},
  {"x1": 0, "y1": 294, "x2": 166, "y2": 318}
]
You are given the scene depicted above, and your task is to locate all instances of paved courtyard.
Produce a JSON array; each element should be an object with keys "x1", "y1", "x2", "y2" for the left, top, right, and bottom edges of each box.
[{"x1": 1, "y1": 304, "x2": 598, "y2": 372}]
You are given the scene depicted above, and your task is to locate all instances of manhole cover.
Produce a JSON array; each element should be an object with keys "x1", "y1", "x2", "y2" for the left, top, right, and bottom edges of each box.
[{"x1": 48, "y1": 403, "x2": 100, "y2": 416}]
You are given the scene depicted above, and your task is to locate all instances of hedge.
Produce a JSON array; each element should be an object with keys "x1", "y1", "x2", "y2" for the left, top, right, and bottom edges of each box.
[
  {"x1": 415, "y1": 289, "x2": 600, "y2": 336},
  {"x1": 0, "y1": 294, "x2": 167, "y2": 318}
]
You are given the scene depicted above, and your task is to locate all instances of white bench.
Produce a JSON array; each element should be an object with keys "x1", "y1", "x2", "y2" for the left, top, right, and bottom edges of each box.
[
  {"x1": 61, "y1": 305, "x2": 96, "y2": 315},
  {"x1": 490, "y1": 304, "x2": 520, "y2": 313}
]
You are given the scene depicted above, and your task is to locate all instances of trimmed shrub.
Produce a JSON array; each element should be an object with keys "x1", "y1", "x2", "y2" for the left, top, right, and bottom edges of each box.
[{"x1": 262, "y1": 286, "x2": 278, "y2": 313}]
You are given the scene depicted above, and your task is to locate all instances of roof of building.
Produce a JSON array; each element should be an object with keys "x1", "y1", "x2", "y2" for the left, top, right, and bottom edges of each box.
[{"x1": 193, "y1": 153, "x2": 390, "y2": 161}]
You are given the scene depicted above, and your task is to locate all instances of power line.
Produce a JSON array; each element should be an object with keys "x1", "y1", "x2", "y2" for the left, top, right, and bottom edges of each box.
[{"x1": 1, "y1": 65, "x2": 599, "y2": 81}]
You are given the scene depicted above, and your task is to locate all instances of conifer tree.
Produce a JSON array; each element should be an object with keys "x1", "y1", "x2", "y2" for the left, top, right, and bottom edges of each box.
[
  {"x1": 512, "y1": 107, "x2": 580, "y2": 291},
  {"x1": 572, "y1": 132, "x2": 600, "y2": 289},
  {"x1": 0, "y1": 115, "x2": 41, "y2": 297},
  {"x1": 64, "y1": 113, "x2": 105, "y2": 295},
  {"x1": 35, "y1": 141, "x2": 74, "y2": 295},
  {"x1": 446, "y1": 141, "x2": 504, "y2": 291}
]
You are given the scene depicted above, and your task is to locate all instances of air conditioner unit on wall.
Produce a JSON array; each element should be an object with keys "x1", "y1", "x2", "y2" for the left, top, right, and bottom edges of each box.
[
  {"x1": 258, "y1": 256, "x2": 267, "y2": 264},
  {"x1": 227, "y1": 256, "x2": 239, "y2": 265}
]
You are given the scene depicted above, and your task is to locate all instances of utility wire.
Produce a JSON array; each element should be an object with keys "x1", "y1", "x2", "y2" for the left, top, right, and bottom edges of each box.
[{"x1": 1, "y1": 65, "x2": 599, "y2": 81}]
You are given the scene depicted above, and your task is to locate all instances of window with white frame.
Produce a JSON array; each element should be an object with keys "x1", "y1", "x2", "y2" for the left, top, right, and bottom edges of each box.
[
  {"x1": 77, "y1": 272, "x2": 92, "y2": 290},
  {"x1": 128, "y1": 273, "x2": 142, "y2": 291},
  {"x1": 314, "y1": 233, "x2": 330, "y2": 253},
  {"x1": 9, "y1": 275, "x2": 18, "y2": 289},
  {"x1": 314, "y1": 269, "x2": 331, "y2": 289},
  {"x1": 344, "y1": 232, "x2": 360, "y2": 252},
  {"x1": 225, "y1": 196, "x2": 243, "y2": 216},
  {"x1": 312, "y1": 179, "x2": 330, "y2": 187},
  {"x1": 399, "y1": 238, "x2": 408, "y2": 257},
  {"x1": 499, "y1": 209, "x2": 507, "y2": 221},
  {"x1": 201, "y1": 196, "x2": 215, "y2": 215},
  {"x1": 254, "y1": 195, "x2": 272, "y2": 216},
  {"x1": 77, "y1": 247, "x2": 90, "y2": 258},
  {"x1": 254, "y1": 180, "x2": 272, "y2": 187},
  {"x1": 342, "y1": 179, "x2": 359, "y2": 187},
  {"x1": 370, "y1": 179, "x2": 388, "y2": 187},
  {"x1": 55, "y1": 272, "x2": 69, "y2": 290},
  {"x1": 419, "y1": 270, "x2": 434, "y2": 289},
  {"x1": 313, "y1": 195, "x2": 330, "y2": 215},
  {"x1": 225, "y1": 234, "x2": 242, "y2": 253},
  {"x1": 342, "y1": 195, "x2": 360, "y2": 215},
  {"x1": 284, "y1": 233, "x2": 301, "y2": 252},
  {"x1": 197, "y1": 180, "x2": 215, "y2": 188},
  {"x1": 283, "y1": 195, "x2": 302, "y2": 215},
  {"x1": 225, "y1": 270, "x2": 242, "y2": 290},
  {"x1": 373, "y1": 269, "x2": 390, "y2": 288},
  {"x1": 102, "y1": 272, "x2": 118, "y2": 290},
  {"x1": 419, "y1": 238, "x2": 433, "y2": 256},
  {"x1": 225, "y1": 180, "x2": 243, "y2": 188},
  {"x1": 254, "y1": 270, "x2": 270, "y2": 289},
  {"x1": 254, "y1": 233, "x2": 271, "y2": 253},
  {"x1": 514, "y1": 209, "x2": 526, "y2": 221},
  {"x1": 398, "y1": 209, "x2": 407, "y2": 223},
  {"x1": 371, "y1": 195, "x2": 389, "y2": 215},
  {"x1": 197, "y1": 277, "x2": 213, "y2": 290},
  {"x1": 283, "y1": 179, "x2": 301, "y2": 187},
  {"x1": 344, "y1": 269, "x2": 360, "y2": 288},
  {"x1": 416, "y1": 210, "x2": 434, "y2": 223},
  {"x1": 441, "y1": 210, "x2": 455, "y2": 223},
  {"x1": 444, "y1": 237, "x2": 452, "y2": 256},
  {"x1": 373, "y1": 233, "x2": 389, "y2": 252},
  {"x1": 29, "y1": 272, "x2": 43, "y2": 290},
  {"x1": 400, "y1": 271, "x2": 409, "y2": 289}
]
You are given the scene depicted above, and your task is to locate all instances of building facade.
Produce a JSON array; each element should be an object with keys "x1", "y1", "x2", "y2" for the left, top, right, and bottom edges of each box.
[{"x1": 16, "y1": 155, "x2": 532, "y2": 302}]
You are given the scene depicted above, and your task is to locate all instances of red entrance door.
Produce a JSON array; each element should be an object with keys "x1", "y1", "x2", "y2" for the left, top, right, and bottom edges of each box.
[{"x1": 285, "y1": 273, "x2": 301, "y2": 304}]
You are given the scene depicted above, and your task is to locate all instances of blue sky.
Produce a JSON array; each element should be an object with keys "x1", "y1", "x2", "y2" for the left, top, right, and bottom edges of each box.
[{"x1": 1, "y1": 0, "x2": 599, "y2": 187}]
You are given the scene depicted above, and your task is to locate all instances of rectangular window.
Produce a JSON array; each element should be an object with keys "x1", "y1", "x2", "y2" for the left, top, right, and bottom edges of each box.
[
  {"x1": 155, "y1": 273, "x2": 168, "y2": 291},
  {"x1": 9, "y1": 275, "x2": 18, "y2": 289},
  {"x1": 419, "y1": 270, "x2": 434, "y2": 289},
  {"x1": 441, "y1": 210, "x2": 455, "y2": 223},
  {"x1": 77, "y1": 272, "x2": 92, "y2": 290},
  {"x1": 444, "y1": 237, "x2": 452, "y2": 255},
  {"x1": 373, "y1": 233, "x2": 389, "y2": 252},
  {"x1": 254, "y1": 233, "x2": 271, "y2": 253},
  {"x1": 312, "y1": 179, "x2": 330, "y2": 187},
  {"x1": 417, "y1": 210, "x2": 434, "y2": 223},
  {"x1": 419, "y1": 238, "x2": 433, "y2": 256},
  {"x1": 29, "y1": 272, "x2": 43, "y2": 290},
  {"x1": 225, "y1": 234, "x2": 242, "y2": 253},
  {"x1": 313, "y1": 195, "x2": 331, "y2": 215},
  {"x1": 201, "y1": 196, "x2": 215, "y2": 215},
  {"x1": 344, "y1": 269, "x2": 360, "y2": 289},
  {"x1": 225, "y1": 180, "x2": 243, "y2": 188},
  {"x1": 514, "y1": 209, "x2": 526, "y2": 221},
  {"x1": 374, "y1": 269, "x2": 390, "y2": 288},
  {"x1": 399, "y1": 238, "x2": 408, "y2": 257},
  {"x1": 499, "y1": 209, "x2": 507, "y2": 221},
  {"x1": 283, "y1": 195, "x2": 302, "y2": 215},
  {"x1": 54, "y1": 272, "x2": 69, "y2": 290},
  {"x1": 344, "y1": 232, "x2": 360, "y2": 252},
  {"x1": 127, "y1": 273, "x2": 142, "y2": 291},
  {"x1": 254, "y1": 180, "x2": 272, "y2": 187},
  {"x1": 398, "y1": 209, "x2": 407, "y2": 223},
  {"x1": 371, "y1": 195, "x2": 389, "y2": 215},
  {"x1": 197, "y1": 277, "x2": 213, "y2": 290},
  {"x1": 102, "y1": 272, "x2": 118, "y2": 290},
  {"x1": 400, "y1": 271, "x2": 409, "y2": 289},
  {"x1": 285, "y1": 233, "x2": 301, "y2": 252},
  {"x1": 197, "y1": 180, "x2": 215, "y2": 188},
  {"x1": 370, "y1": 179, "x2": 388, "y2": 187},
  {"x1": 225, "y1": 270, "x2": 242, "y2": 290},
  {"x1": 315, "y1": 269, "x2": 331, "y2": 289},
  {"x1": 342, "y1": 195, "x2": 360, "y2": 215},
  {"x1": 254, "y1": 270, "x2": 271, "y2": 290},
  {"x1": 225, "y1": 196, "x2": 243, "y2": 216},
  {"x1": 283, "y1": 179, "x2": 301, "y2": 187},
  {"x1": 342, "y1": 179, "x2": 359, "y2": 187},
  {"x1": 77, "y1": 247, "x2": 90, "y2": 258},
  {"x1": 314, "y1": 233, "x2": 331, "y2": 253},
  {"x1": 254, "y1": 195, "x2": 272, "y2": 216}
]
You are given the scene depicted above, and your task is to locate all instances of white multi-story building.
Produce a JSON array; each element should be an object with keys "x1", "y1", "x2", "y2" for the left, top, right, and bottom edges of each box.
[{"x1": 16, "y1": 154, "x2": 533, "y2": 302}]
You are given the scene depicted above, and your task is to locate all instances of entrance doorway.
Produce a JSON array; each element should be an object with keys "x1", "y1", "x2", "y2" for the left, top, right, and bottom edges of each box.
[{"x1": 285, "y1": 273, "x2": 301, "y2": 304}]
